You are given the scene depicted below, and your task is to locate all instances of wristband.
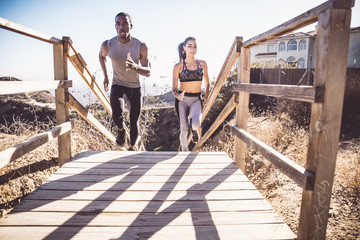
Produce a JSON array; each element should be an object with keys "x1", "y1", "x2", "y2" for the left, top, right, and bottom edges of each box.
[{"x1": 172, "y1": 89, "x2": 180, "y2": 98}]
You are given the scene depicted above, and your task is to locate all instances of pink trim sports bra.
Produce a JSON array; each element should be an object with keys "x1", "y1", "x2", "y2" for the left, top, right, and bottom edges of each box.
[{"x1": 179, "y1": 60, "x2": 204, "y2": 82}]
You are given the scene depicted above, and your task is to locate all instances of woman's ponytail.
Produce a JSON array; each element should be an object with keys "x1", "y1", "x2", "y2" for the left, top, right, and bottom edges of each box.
[{"x1": 178, "y1": 43, "x2": 185, "y2": 62}]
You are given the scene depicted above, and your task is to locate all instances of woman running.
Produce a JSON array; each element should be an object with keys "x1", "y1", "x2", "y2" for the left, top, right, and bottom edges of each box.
[{"x1": 172, "y1": 36, "x2": 210, "y2": 151}]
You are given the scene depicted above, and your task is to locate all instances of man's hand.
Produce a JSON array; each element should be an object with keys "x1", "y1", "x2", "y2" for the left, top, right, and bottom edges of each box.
[
  {"x1": 126, "y1": 53, "x2": 139, "y2": 71},
  {"x1": 103, "y1": 76, "x2": 109, "y2": 92}
]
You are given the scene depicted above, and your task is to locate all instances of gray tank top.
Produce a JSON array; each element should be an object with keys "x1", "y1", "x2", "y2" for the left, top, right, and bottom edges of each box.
[{"x1": 107, "y1": 36, "x2": 142, "y2": 88}]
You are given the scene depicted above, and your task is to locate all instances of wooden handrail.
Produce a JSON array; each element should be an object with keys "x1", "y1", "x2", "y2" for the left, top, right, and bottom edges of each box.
[
  {"x1": 63, "y1": 37, "x2": 111, "y2": 114},
  {"x1": 201, "y1": 36, "x2": 242, "y2": 122},
  {"x1": 242, "y1": 0, "x2": 354, "y2": 48},
  {"x1": 0, "y1": 80, "x2": 72, "y2": 95},
  {"x1": 0, "y1": 121, "x2": 73, "y2": 168},
  {"x1": 226, "y1": 124, "x2": 315, "y2": 190},
  {"x1": 0, "y1": 17, "x2": 62, "y2": 44},
  {"x1": 232, "y1": 83, "x2": 324, "y2": 103}
]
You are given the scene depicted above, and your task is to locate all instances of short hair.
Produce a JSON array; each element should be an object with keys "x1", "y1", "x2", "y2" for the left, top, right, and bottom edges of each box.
[{"x1": 115, "y1": 12, "x2": 132, "y2": 25}]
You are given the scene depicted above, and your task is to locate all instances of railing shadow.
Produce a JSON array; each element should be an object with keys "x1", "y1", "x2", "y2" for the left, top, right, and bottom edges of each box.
[
  {"x1": 6, "y1": 151, "x2": 177, "y2": 239},
  {"x1": 116, "y1": 155, "x2": 238, "y2": 240}
]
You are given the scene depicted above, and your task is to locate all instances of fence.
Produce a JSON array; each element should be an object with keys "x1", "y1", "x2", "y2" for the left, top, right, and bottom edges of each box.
[{"x1": 194, "y1": 0, "x2": 355, "y2": 239}]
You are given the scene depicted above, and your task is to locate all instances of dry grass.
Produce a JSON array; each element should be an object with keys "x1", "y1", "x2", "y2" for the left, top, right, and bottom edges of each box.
[
  {"x1": 202, "y1": 110, "x2": 360, "y2": 239},
  {"x1": 0, "y1": 112, "x2": 115, "y2": 216}
]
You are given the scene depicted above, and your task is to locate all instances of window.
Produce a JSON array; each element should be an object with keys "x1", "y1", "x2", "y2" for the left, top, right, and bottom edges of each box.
[
  {"x1": 299, "y1": 40, "x2": 307, "y2": 51},
  {"x1": 279, "y1": 42, "x2": 286, "y2": 52},
  {"x1": 287, "y1": 56, "x2": 297, "y2": 67},
  {"x1": 268, "y1": 45, "x2": 275, "y2": 52},
  {"x1": 298, "y1": 58, "x2": 306, "y2": 68},
  {"x1": 288, "y1": 40, "x2": 297, "y2": 51}
]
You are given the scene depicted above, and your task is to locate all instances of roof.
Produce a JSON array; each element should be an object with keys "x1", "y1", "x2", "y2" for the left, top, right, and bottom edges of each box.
[
  {"x1": 277, "y1": 32, "x2": 313, "y2": 40},
  {"x1": 255, "y1": 52, "x2": 277, "y2": 57}
]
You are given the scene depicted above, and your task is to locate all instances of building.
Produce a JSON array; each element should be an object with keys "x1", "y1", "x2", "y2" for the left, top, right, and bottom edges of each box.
[{"x1": 250, "y1": 26, "x2": 360, "y2": 68}]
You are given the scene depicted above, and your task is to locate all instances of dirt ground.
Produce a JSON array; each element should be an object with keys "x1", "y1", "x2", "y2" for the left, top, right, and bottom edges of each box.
[{"x1": 0, "y1": 92, "x2": 359, "y2": 239}]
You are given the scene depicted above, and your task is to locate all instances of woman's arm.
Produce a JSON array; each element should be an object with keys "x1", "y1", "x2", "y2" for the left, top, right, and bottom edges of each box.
[
  {"x1": 201, "y1": 60, "x2": 210, "y2": 104},
  {"x1": 172, "y1": 63, "x2": 185, "y2": 100}
]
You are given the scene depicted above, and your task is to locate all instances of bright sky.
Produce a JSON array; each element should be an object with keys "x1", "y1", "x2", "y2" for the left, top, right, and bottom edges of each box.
[{"x1": 1, "y1": 0, "x2": 359, "y2": 97}]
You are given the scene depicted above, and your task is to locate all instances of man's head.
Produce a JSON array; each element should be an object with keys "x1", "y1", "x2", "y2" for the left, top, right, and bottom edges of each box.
[{"x1": 115, "y1": 12, "x2": 132, "y2": 41}]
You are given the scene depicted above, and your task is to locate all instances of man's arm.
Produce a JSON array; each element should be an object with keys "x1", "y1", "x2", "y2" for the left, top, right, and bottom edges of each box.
[
  {"x1": 126, "y1": 42, "x2": 151, "y2": 77},
  {"x1": 99, "y1": 40, "x2": 109, "y2": 92}
]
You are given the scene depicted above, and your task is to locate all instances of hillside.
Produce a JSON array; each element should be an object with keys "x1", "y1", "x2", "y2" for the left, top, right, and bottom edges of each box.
[{"x1": 0, "y1": 90, "x2": 359, "y2": 239}]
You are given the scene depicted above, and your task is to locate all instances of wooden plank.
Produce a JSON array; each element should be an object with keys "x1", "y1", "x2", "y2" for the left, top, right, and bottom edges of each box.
[
  {"x1": 67, "y1": 93, "x2": 116, "y2": 143},
  {"x1": 0, "y1": 17, "x2": 62, "y2": 44},
  {"x1": 46, "y1": 173, "x2": 249, "y2": 183},
  {"x1": 67, "y1": 151, "x2": 235, "y2": 164},
  {"x1": 234, "y1": 47, "x2": 250, "y2": 171},
  {"x1": 70, "y1": 156, "x2": 236, "y2": 164},
  {"x1": 59, "y1": 163, "x2": 237, "y2": 170},
  {"x1": 36, "y1": 181, "x2": 257, "y2": 191},
  {"x1": 0, "y1": 80, "x2": 72, "y2": 95},
  {"x1": 54, "y1": 167, "x2": 242, "y2": 176},
  {"x1": 54, "y1": 43, "x2": 71, "y2": 166},
  {"x1": 26, "y1": 189, "x2": 263, "y2": 201},
  {"x1": 60, "y1": 161, "x2": 237, "y2": 169},
  {"x1": 0, "y1": 225, "x2": 295, "y2": 240},
  {"x1": 242, "y1": 0, "x2": 352, "y2": 48},
  {"x1": 232, "y1": 83, "x2": 324, "y2": 103},
  {"x1": 298, "y1": 6, "x2": 352, "y2": 240},
  {"x1": 1, "y1": 211, "x2": 283, "y2": 226},
  {"x1": 0, "y1": 121, "x2": 73, "y2": 169},
  {"x1": 201, "y1": 37, "x2": 242, "y2": 121},
  {"x1": 11, "y1": 199, "x2": 273, "y2": 213},
  {"x1": 71, "y1": 150, "x2": 231, "y2": 158},
  {"x1": 193, "y1": 93, "x2": 238, "y2": 151},
  {"x1": 228, "y1": 124, "x2": 314, "y2": 190}
]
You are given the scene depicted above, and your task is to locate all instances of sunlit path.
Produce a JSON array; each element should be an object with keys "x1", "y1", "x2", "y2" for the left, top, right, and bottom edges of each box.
[{"x1": 0, "y1": 151, "x2": 295, "y2": 239}]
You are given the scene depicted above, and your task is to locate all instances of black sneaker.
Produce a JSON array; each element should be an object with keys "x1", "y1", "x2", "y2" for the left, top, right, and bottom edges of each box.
[
  {"x1": 116, "y1": 129, "x2": 125, "y2": 147},
  {"x1": 128, "y1": 146, "x2": 136, "y2": 151},
  {"x1": 192, "y1": 130, "x2": 199, "y2": 143}
]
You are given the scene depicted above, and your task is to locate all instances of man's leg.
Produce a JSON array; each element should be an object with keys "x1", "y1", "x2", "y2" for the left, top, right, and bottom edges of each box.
[
  {"x1": 110, "y1": 85, "x2": 126, "y2": 146},
  {"x1": 126, "y1": 87, "x2": 142, "y2": 149}
]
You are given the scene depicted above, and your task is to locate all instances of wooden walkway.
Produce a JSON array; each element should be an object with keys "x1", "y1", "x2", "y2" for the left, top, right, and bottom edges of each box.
[{"x1": 0, "y1": 151, "x2": 295, "y2": 239}]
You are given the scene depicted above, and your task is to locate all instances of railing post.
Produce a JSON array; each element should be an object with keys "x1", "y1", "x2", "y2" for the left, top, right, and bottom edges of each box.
[
  {"x1": 234, "y1": 46, "x2": 250, "y2": 172},
  {"x1": 54, "y1": 38, "x2": 71, "y2": 166},
  {"x1": 298, "y1": 2, "x2": 352, "y2": 239}
]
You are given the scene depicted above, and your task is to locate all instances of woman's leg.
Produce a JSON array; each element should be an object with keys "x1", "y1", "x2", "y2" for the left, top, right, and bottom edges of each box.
[
  {"x1": 189, "y1": 99, "x2": 202, "y2": 132},
  {"x1": 177, "y1": 99, "x2": 190, "y2": 151}
]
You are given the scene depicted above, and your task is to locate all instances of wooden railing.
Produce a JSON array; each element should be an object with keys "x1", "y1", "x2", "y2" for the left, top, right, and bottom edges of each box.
[
  {"x1": 0, "y1": 17, "x2": 144, "y2": 169},
  {"x1": 194, "y1": 1, "x2": 354, "y2": 239}
]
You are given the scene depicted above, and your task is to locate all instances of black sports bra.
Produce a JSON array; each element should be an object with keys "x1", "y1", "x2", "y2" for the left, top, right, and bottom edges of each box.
[{"x1": 179, "y1": 60, "x2": 203, "y2": 82}]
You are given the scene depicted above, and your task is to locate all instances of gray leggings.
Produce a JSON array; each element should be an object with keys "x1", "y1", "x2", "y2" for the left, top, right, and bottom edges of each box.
[{"x1": 176, "y1": 95, "x2": 202, "y2": 151}]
